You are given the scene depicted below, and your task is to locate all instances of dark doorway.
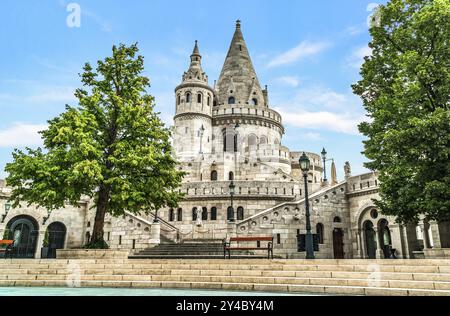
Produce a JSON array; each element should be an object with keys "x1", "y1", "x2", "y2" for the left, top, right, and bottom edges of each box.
[
  {"x1": 364, "y1": 221, "x2": 377, "y2": 259},
  {"x1": 6, "y1": 215, "x2": 39, "y2": 258},
  {"x1": 333, "y1": 228, "x2": 345, "y2": 259},
  {"x1": 45, "y1": 222, "x2": 66, "y2": 259},
  {"x1": 378, "y1": 219, "x2": 392, "y2": 258}
]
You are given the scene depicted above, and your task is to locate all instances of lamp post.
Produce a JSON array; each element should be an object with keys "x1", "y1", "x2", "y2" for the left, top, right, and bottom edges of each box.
[
  {"x1": 321, "y1": 148, "x2": 328, "y2": 183},
  {"x1": 299, "y1": 153, "x2": 315, "y2": 259},
  {"x1": 1, "y1": 202, "x2": 11, "y2": 223},
  {"x1": 199, "y1": 125, "x2": 205, "y2": 154},
  {"x1": 228, "y1": 181, "x2": 235, "y2": 222},
  {"x1": 154, "y1": 209, "x2": 159, "y2": 223}
]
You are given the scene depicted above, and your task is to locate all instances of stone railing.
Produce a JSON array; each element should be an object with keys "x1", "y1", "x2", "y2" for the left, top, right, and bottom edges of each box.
[
  {"x1": 212, "y1": 107, "x2": 282, "y2": 123},
  {"x1": 347, "y1": 172, "x2": 379, "y2": 194},
  {"x1": 181, "y1": 180, "x2": 301, "y2": 199},
  {"x1": 236, "y1": 182, "x2": 347, "y2": 233}
]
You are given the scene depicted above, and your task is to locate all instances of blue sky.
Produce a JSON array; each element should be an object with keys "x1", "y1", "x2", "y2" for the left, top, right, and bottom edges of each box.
[{"x1": 0, "y1": 0, "x2": 387, "y2": 180}]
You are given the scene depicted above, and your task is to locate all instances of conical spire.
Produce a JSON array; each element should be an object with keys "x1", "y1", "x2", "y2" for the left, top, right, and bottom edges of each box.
[
  {"x1": 331, "y1": 160, "x2": 338, "y2": 185},
  {"x1": 192, "y1": 40, "x2": 200, "y2": 58},
  {"x1": 215, "y1": 20, "x2": 265, "y2": 107},
  {"x1": 182, "y1": 40, "x2": 208, "y2": 84}
]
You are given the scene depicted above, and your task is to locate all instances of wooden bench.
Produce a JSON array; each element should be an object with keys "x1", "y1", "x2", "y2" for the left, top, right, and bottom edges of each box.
[
  {"x1": 223, "y1": 236, "x2": 274, "y2": 259},
  {"x1": 0, "y1": 240, "x2": 14, "y2": 259}
]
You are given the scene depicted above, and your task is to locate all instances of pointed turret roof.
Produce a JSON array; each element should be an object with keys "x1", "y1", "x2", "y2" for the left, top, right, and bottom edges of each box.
[
  {"x1": 215, "y1": 20, "x2": 265, "y2": 107},
  {"x1": 181, "y1": 41, "x2": 208, "y2": 84}
]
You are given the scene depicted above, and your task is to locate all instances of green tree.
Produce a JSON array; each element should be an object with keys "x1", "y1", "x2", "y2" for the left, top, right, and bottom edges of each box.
[
  {"x1": 5, "y1": 44, "x2": 185, "y2": 248},
  {"x1": 353, "y1": 0, "x2": 450, "y2": 224}
]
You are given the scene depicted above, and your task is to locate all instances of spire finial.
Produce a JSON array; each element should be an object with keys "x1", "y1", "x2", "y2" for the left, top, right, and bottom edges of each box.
[
  {"x1": 192, "y1": 40, "x2": 200, "y2": 56},
  {"x1": 236, "y1": 19, "x2": 241, "y2": 29}
]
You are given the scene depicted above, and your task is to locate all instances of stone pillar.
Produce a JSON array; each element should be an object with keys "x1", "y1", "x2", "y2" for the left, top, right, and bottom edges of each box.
[
  {"x1": 374, "y1": 230, "x2": 384, "y2": 259},
  {"x1": 420, "y1": 222, "x2": 428, "y2": 249},
  {"x1": 389, "y1": 224, "x2": 403, "y2": 258},
  {"x1": 149, "y1": 223, "x2": 161, "y2": 244},
  {"x1": 403, "y1": 223, "x2": 419, "y2": 259},
  {"x1": 430, "y1": 221, "x2": 442, "y2": 249},
  {"x1": 353, "y1": 229, "x2": 363, "y2": 259},
  {"x1": 34, "y1": 230, "x2": 46, "y2": 259}
]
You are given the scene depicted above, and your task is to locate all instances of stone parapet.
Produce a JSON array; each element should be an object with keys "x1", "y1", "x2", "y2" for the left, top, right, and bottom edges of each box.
[{"x1": 56, "y1": 249, "x2": 130, "y2": 259}]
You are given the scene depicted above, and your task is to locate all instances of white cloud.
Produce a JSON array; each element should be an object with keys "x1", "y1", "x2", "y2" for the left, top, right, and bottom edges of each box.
[
  {"x1": 303, "y1": 132, "x2": 322, "y2": 141},
  {"x1": 0, "y1": 86, "x2": 77, "y2": 105},
  {"x1": 267, "y1": 41, "x2": 330, "y2": 68},
  {"x1": 272, "y1": 86, "x2": 366, "y2": 135},
  {"x1": 346, "y1": 25, "x2": 365, "y2": 36},
  {"x1": 347, "y1": 46, "x2": 372, "y2": 69},
  {"x1": 276, "y1": 109, "x2": 364, "y2": 135},
  {"x1": 274, "y1": 76, "x2": 300, "y2": 87},
  {"x1": 0, "y1": 123, "x2": 46, "y2": 148}
]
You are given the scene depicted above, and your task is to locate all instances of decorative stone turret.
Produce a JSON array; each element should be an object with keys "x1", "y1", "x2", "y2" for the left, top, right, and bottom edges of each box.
[{"x1": 174, "y1": 41, "x2": 214, "y2": 160}]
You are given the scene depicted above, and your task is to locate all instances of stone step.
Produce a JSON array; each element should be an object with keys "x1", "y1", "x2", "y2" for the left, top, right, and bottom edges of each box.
[
  {"x1": 3, "y1": 259, "x2": 450, "y2": 265},
  {"x1": 3, "y1": 273, "x2": 450, "y2": 290},
  {"x1": 0, "y1": 279, "x2": 449, "y2": 296},
  {"x1": 3, "y1": 267, "x2": 450, "y2": 283},
  {"x1": 2, "y1": 263, "x2": 450, "y2": 274}
]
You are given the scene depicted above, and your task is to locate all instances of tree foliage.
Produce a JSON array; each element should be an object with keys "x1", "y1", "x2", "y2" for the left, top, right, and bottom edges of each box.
[
  {"x1": 353, "y1": 0, "x2": 450, "y2": 224},
  {"x1": 5, "y1": 44, "x2": 185, "y2": 247}
]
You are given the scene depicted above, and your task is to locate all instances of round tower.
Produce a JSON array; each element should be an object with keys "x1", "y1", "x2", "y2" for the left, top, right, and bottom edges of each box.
[{"x1": 174, "y1": 41, "x2": 215, "y2": 160}]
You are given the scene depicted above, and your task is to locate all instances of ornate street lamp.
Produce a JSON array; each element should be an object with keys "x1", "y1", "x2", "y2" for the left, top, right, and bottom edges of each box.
[
  {"x1": 199, "y1": 125, "x2": 205, "y2": 154},
  {"x1": 1, "y1": 202, "x2": 11, "y2": 223},
  {"x1": 321, "y1": 148, "x2": 328, "y2": 183},
  {"x1": 228, "y1": 181, "x2": 235, "y2": 222},
  {"x1": 299, "y1": 153, "x2": 315, "y2": 259}
]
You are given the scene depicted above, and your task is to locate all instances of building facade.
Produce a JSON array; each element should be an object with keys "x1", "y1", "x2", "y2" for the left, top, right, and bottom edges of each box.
[{"x1": 1, "y1": 21, "x2": 449, "y2": 259}]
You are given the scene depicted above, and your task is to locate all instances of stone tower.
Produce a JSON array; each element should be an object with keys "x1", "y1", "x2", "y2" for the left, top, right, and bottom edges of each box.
[
  {"x1": 212, "y1": 21, "x2": 289, "y2": 174},
  {"x1": 173, "y1": 41, "x2": 215, "y2": 161}
]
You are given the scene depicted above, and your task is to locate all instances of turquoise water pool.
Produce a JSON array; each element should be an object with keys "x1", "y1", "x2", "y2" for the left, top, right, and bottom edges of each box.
[{"x1": 0, "y1": 287, "x2": 309, "y2": 296}]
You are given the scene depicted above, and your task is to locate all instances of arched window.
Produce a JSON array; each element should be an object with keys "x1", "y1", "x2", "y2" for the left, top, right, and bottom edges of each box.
[
  {"x1": 334, "y1": 216, "x2": 342, "y2": 223},
  {"x1": 197, "y1": 93, "x2": 202, "y2": 103},
  {"x1": 186, "y1": 92, "x2": 191, "y2": 103},
  {"x1": 207, "y1": 96, "x2": 211, "y2": 106},
  {"x1": 316, "y1": 223, "x2": 324, "y2": 244},
  {"x1": 248, "y1": 134, "x2": 257, "y2": 147},
  {"x1": 224, "y1": 133, "x2": 237, "y2": 152},
  {"x1": 177, "y1": 95, "x2": 181, "y2": 105},
  {"x1": 237, "y1": 207, "x2": 244, "y2": 221},
  {"x1": 228, "y1": 97, "x2": 235, "y2": 104},
  {"x1": 211, "y1": 170, "x2": 218, "y2": 181},
  {"x1": 202, "y1": 207, "x2": 208, "y2": 221},
  {"x1": 251, "y1": 98, "x2": 258, "y2": 106},
  {"x1": 211, "y1": 207, "x2": 217, "y2": 221},
  {"x1": 213, "y1": 100, "x2": 217, "y2": 107},
  {"x1": 168, "y1": 209, "x2": 175, "y2": 222},
  {"x1": 192, "y1": 207, "x2": 198, "y2": 221},
  {"x1": 260, "y1": 136, "x2": 267, "y2": 145},
  {"x1": 229, "y1": 172, "x2": 234, "y2": 181},
  {"x1": 177, "y1": 208, "x2": 183, "y2": 221},
  {"x1": 227, "y1": 207, "x2": 234, "y2": 221}
]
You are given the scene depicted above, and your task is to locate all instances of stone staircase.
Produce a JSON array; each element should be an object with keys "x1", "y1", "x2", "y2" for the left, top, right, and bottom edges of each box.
[
  {"x1": 130, "y1": 239, "x2": 269, "y2": 259},
  {"x1": 1, "y1": 259, "x2": 450, "y2": 296}
]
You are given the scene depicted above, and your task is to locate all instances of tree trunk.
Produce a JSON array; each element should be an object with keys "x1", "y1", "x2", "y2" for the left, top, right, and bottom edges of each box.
[{"x1": 91, "y1": 185, "x2": 110, "y2": 244}]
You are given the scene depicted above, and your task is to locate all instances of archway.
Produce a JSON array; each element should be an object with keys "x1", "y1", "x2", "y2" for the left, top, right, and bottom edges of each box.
[
  {"x1": 6, "y1": 215, "x2": 39, "y2": 258},
  {"x1": 378, "y1": 219, "x2": 392, "y2": 258},
  {"x1": 333, "y1": 228, "x2": 345, "y2": 259},
  {"x1": 363, "y1": 221, "x2": 377, "y2": 259},
  {"x1": 45, "y1": 222, "x2": 66, "y2": 259}
]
